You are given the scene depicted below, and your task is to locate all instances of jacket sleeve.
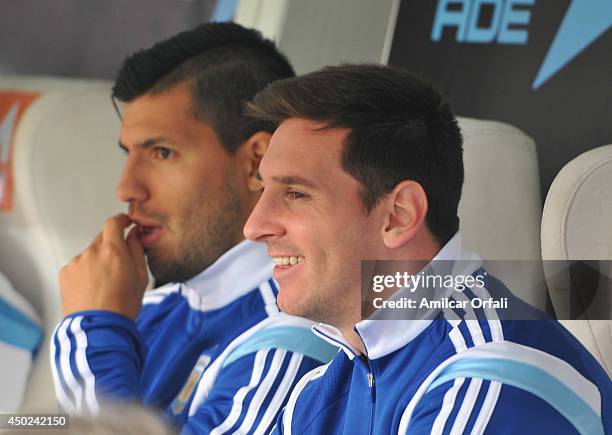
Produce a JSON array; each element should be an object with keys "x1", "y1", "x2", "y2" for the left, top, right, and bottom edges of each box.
[
  {"x1": 405, "y1": 378, "x2": 582, "y2": 434},
  {"x1": 50, "y1": 310, "x2": 147, "y2": 414},
  {"x1": 182, "y1": 349, "x2": 321, "y2": 435}
]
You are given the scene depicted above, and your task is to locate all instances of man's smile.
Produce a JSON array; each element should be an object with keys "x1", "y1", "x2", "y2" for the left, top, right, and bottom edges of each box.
[{"x1": 273, "y1": 255, "x2": 305, "y2": 266}]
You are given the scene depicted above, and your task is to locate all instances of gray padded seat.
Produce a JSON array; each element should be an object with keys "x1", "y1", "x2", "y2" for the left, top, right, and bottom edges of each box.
[{"x1": 542, "y1": 144, "x2": 612, "y2": 375}]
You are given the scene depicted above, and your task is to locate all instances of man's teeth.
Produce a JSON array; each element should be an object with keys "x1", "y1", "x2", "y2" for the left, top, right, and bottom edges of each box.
[{"x1": 274, "y1": 256, "x2": 304, "y2": 266}]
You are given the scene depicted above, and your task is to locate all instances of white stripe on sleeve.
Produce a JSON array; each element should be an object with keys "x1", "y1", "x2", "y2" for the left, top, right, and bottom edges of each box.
[
  {"x1": 283, "y1": 362, "x2": 330, "y2": 435},
  {"x1": 57, "y1": 317, "x2": 83, "y2": 413},
  {"x1": 70, "y1": 316, "x2": 99, "y2": 415},
  {"x1": 209, "y1": 349, "x2": 271, "y2": 435},
  {"x1": 430, "y1": 323, "x2": 468, "y2": 434},
  {"x1": 259, "y1": 281, "x2": 280, "y2": 316},
  {"x1": 430, "y1": 377, "x2": 465, "y2": 435},
  {"x1": 235, "y1": 349, "x2": 290, "y2": 434},
  {"x1": 449, "y1": 378, "x2": 483, "y2": 433},
  {"x1": 470, "y1": 381, "x2": 501, "y2": 435},
  {"x1": 252, "y1": 353, "x2": 303, "y2": 435},
  {"x1": 49, "y1": 322, "x2": 76, "y2": 413},
  {"x1": 467, "y1": 284, "x2": 504, "y2": 433}
]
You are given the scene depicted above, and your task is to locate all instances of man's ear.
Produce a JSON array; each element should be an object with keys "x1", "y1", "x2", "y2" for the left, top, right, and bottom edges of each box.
[
  {"x1": 381, "y1": 180, "x2": 428, "y2": 249},
  {"x1": 237, "y1": 131, "x2": 271, "y2": 192}
]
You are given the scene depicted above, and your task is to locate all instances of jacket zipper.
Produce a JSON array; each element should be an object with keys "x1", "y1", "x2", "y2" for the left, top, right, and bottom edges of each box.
[{"x1": 367, "y1": 361, "x2": 376, "y2": 434}]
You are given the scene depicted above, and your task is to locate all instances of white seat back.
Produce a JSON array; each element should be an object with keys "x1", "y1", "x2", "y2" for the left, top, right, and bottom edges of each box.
[
  {"x1": 0, "y1": 76, "x2": 124, "y2": 410},
  {"x1": 458, "y1": 118, "x2": 545, "y2": 309},
  {"x1": 541, "y1": 144, "x2": 612, "y2": 375}
]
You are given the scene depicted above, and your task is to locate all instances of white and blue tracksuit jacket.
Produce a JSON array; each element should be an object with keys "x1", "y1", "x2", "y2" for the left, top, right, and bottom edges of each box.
[
  {"x1": 274, "y1": 234, "x2": 612, "y2": 434},
  {"x1": 50, "y1": 240, "x2": 337, "y2": 434}
]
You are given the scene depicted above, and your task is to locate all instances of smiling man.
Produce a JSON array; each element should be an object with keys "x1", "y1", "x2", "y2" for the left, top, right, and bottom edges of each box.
[
  {"x1": 244, "y1": 64, "x2": 611, "y2": 434},
  {"x1": 50, "y1": 23, "x2": 336, "y2": 434}
]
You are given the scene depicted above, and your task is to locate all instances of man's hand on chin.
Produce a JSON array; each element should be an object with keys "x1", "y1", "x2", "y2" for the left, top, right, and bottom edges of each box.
[{"x1": 59, "y1": 213, "x2": 149, "y2": 320}]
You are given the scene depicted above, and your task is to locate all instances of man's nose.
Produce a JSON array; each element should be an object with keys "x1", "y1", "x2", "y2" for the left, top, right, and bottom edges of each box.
[
  {"x1": 115, "y1": 158, "x2": 149, "y2": 203},
  {"x1": 244, "y1": 192, "x2": 285, "y2": 242}
]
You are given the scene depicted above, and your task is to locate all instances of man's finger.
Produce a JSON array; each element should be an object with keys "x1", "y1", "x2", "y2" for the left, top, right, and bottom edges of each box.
[
  {"x1": 102, "y1": 213, "x2": 132, "y2": 245},
  {"x1": 127, "y1": 225, "x2": 148, "y2": 280}
]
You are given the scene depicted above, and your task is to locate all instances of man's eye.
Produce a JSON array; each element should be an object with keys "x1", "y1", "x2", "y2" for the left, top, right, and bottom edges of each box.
[
  {"x1": 154, "y1": 147, "x2": 175, "y2": 160},
  {"x1": 287, "y1": 191, "x2": 306, "y2": 200}
]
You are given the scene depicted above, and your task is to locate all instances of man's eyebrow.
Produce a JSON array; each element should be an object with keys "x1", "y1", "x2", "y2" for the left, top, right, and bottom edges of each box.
[
  {"x1": 255, "y1": 171, "x2": 317, "y2": 189},
  {"x1": 118, "y1": 137, "x2": 171, "y2": 152},
  {"x1": 271, "y1": 175, "x2": 317, "y2": 189}
]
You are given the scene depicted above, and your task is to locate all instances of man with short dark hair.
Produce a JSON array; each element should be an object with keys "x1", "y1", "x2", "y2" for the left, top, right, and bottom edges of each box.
[
  {"x1": 51, "y1": 22, "x2": 336, "y2": 434},
  {"x1": 244, "y1": 64, "x2": 611, "y2": 433}
]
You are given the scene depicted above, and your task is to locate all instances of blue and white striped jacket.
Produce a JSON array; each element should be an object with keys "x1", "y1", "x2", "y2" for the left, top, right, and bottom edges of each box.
[
  {"x1": 274, "y1": 234, "x2": 612, "y2": 434},
  {"x1": 50, "y1": 240, "x2": 337, "y2": 434}
]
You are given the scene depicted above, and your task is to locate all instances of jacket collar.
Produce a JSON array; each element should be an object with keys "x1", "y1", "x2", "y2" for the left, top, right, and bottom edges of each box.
[
  {"x1": 182, "y1": 240, "x2": 273, "y2": 312},
  {"x1": 313, "y1": 232, "x2": 482, "y2": 360}
]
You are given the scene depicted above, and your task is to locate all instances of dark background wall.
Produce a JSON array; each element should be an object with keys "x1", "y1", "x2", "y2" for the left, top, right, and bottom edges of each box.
[
  {"x1": 0, "y1": 0, "x2": 216, "y2": 79},
  {"x1": 389, "y1": 0, "x2": 612, "y2": 197}
]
